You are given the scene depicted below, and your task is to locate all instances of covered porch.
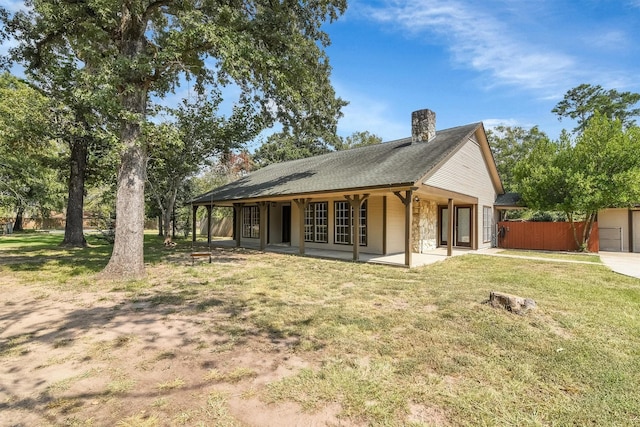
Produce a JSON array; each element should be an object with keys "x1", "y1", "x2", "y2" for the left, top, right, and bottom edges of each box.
[{"x1": 190, "y1": 186, "x2": 482, "y2": 268}]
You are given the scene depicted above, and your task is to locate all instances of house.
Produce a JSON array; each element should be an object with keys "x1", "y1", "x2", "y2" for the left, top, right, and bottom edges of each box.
[
  {"x1": 191, "y1": 109, "x2": 506, "y2": 267},
  {"x1": 597, "y1": 208, "x2": 640, "y2": 252}
]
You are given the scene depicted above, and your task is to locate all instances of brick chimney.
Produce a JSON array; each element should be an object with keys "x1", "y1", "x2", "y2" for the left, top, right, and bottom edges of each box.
[{"x1": 411, "y1": 109, "x2": 436, "y2": 142}]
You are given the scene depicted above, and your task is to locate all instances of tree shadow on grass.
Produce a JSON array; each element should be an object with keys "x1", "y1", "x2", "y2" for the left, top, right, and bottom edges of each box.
[{"x1": 0, "y1": 282, "x2": 308, "y2": 424}]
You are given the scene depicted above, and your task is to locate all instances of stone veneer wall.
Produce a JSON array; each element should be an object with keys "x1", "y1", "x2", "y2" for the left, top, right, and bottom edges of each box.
[{"x1": 412, "y1": 199, "x2": 438, "y2": 253}]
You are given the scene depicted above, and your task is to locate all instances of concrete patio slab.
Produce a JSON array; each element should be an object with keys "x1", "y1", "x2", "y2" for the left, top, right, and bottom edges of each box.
[
  {"x1": 197, "y1": 239, "x2": 474, "y2": 268},
  {"x1": 599, "y1": 252, "x2": 640, "y2": 279}
]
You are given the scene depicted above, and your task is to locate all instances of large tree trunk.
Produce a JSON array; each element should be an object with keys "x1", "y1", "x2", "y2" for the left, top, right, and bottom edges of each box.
[
  {"x1": 13, "y1": 205, "x2": 24, "y2": 231},
  {"x1": 162, "y1": 187, "x2": 178, "y2": 240},
  {"x1": 101, "y1": 17, "x2": 150, "y2": 279},
  {"x1": 101, "y1": 89, "x2": 148, "y2": 279},
  {"x1": 62, "y1": 136, "x2": 88, "y2": 247},
  {"x1": 567, "y1": 211, "x2": 582, "y2": 250}
]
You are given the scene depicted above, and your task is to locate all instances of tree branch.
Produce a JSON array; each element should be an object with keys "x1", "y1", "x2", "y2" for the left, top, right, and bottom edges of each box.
[{"x1": 143, "y1": 0, "x2": 174, "y2": 22}]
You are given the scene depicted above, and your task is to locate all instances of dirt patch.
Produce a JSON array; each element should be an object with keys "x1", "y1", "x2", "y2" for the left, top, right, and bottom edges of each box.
[
  {"x1": 0, "y1": 281, "x2": 346, "y2": 426},
  {"x1": 408, "y1": 403, "x2": 449, "y2": 425}
]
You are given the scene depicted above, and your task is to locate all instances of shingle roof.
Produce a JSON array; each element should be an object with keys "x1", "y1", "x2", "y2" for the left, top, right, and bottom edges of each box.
[
  {"x1": 494, "y1": 192, "x2": 523, "y2": 207},
  {"x1": 192, "y1": 122, "x2": 482, "y2": 204}
]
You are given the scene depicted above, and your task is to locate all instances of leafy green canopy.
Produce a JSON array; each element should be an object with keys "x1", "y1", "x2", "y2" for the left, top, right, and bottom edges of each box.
[
  {"x1": 5, "y1": 0, "x2": 347, "y2": 133},
  {"x1": 552, "y1": 84, "x2": 640, "y2": 133},
  {"x1": 514, "y1": 113, "x2": 640, "y2": 248},
  {"x1": 3, "y1": 0, "x2": 347, "y2": 277},
  {"x1": 254, "y1": 130, "x2": 382, "y2": 167},
  {"x1": 486, "y1": 125, "x2": 548, "y2": 192},
  {"x1": 145, "y1": 92, "x2": 261, "y2": 238},
  {"x1": 0, "y1": 73, "x2": 65, "y2": 219}
]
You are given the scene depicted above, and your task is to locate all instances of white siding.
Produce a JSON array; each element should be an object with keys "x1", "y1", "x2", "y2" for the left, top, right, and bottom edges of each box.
[
  {"x1": 424, "y1": 137, "x2": 498, "y2": 249},
  {"x1": 386, "y1": 195, "x2": 406, "y2": 254},
  {"x1": 598, "y1": 208, "x2": 629, "y2": 252}
]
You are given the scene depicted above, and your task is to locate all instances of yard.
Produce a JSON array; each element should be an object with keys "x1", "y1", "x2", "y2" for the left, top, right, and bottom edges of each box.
[{"x1": 1, "y1": 233, "x2": 639, "y2": 426}]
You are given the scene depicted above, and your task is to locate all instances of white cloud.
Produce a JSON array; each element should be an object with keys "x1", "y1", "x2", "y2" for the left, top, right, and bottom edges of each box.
[
  {"x1": 585, "y1": 30, "x2": 629, "y2": 51},
  {"x1": 364, "y1": 0, "x2": 577, "y2": 96}
]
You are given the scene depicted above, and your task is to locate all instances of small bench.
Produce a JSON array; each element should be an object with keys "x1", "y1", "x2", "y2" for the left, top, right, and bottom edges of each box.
[{"x1": 190, "y1": 252, "x2": 212, "y2": 264}]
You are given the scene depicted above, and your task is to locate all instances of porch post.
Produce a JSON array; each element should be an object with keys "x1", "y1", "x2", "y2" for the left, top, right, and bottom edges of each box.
[
  {"x1": 258, "y1": 202, "x2": 268, "y2": 250},
  {"x1": 405, "y1": 192, "x2": 413, "y2": 267},
  {"x1": 345, "y1": 194, "x2": 369, "y2": 262},
  {"x1": 382, "y1": 196, "x2": 388, "y2": 255},
  {"x1": 233, "y1": 203, "x2": 244, "y2": 247},
  {"x1": 393, "y1": 190, "x2": 413, "y2": 267},
  {"x1": 192, "y1": 205, "x2": 198, "y2": 243},
  {"x1": 206, "y1": 205, "x2": 212, "y2": 246},
  {"x1": 447, "y1": 198, "x2": 454, "y2": 256},
  {"x1": 293, "y1": 198, "x2": 311, "y2": 255}
]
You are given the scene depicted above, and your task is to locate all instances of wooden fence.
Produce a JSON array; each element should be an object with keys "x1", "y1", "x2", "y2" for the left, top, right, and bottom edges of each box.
[{"x1": 497, "y1": 221, "x2": 599, "y2": 252}]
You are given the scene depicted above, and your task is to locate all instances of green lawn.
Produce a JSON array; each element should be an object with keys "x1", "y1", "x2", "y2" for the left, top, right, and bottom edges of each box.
[
  {"x1": 1, "y1": 233, "x2": 639, "y2": 426},
  {"x1": 497, "y1": 249, "x2": 602, "y2": 263}
]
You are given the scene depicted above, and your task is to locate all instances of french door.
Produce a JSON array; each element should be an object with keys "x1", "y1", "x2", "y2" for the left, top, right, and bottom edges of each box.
[{"x1": 439, "y1": 206, "x2": 473, "y2": 248}]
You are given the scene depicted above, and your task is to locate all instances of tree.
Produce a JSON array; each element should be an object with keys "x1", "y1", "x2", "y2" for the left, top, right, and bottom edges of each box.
[
  {"x1": 0, "y1": 65, "x2": 116, "y2": 247},
  {"x1": 189, "y1": 151, "x2": 253, "y2": 232},
  {"x1": 50, "y1": 76, "x2": 117, "y2": 248},
  {"x1": 486, "y1": 126, "x2": 548, "y2": 192},
  {"x1": 254, "y1": 130, "x2": 382, "y2": 167},
  {"x1": 146, "y1": 93, "x2": 260, "y2": 242},
  {"x1": 552, "y1": 83, "x2": 640, "y2": 133},
  {"x1": 45, "y1": 78, "x2": 118, "y2": 247},
  {"x1": 253, "y1": 131, "x2": 334, "y2": 167},
  {"x1": 5, "y1": 0, "x2": 347, "y2": 278},
  {"x1": 334, "y1": 131, "x2": 382, "y2": 151},
  {"x1": 514, "y1": 114, "x2": 640, "y2": 250},
  {"x1": 0, "y1": 73, "x2": 65, "y2": 231}
]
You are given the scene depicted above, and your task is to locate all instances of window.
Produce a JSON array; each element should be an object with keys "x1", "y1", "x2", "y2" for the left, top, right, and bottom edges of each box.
[
  {"x1": 304, "y1": 202, "x2": 328, "y2": 243},
  {"x1": 483, "y1": 206, "x2": 492, "y2": 243},
  {"x1": 358, "y1": 202, "x2": 367, "y2": 246},
  {"x1": 334, "y1": 200, "x2": 367, "y2": 246},
  {"x1": 242, "y1": 206, "x2": 259, "y2": 238},
  {"x1": 334, "y1": 201, "x2": 350, "y2": 244}
]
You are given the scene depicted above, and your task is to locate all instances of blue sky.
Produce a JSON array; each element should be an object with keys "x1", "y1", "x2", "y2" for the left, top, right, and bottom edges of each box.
[
  {"x1": 326, "y1": 0, "x2": 640, "y2": 141},
  {"x1": 2, "y1": 0, "x2": 639, "y2": 144}
]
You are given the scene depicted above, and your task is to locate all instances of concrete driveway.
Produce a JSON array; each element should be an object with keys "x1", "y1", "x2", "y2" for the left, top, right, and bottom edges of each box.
[{"x1": 599, "y1": 252, "x2": 640, "y2": 279}]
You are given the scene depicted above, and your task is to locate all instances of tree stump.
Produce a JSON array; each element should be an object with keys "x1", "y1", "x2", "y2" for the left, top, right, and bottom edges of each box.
[{"x1": 489, "y1": 291, "x2": 536, "y2": 315}]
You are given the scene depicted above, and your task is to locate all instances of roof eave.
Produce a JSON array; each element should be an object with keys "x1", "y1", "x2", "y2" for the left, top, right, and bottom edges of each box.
[{"x1": 190, "y1": 182, "x2": 419, "y2": 206}]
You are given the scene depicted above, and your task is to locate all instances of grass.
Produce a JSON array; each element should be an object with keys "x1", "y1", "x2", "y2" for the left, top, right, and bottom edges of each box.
[
  {"x1": 2, "y1": 232, "x2": 640, "y2": 425},
  {"x1": 497, "y1": 249, "x2": 602, "y2": 263},
  {"x1": 0, "y1": 231, "x2": 175, "y2": 284},
  {"x1": 156, "y1": 378, "x2": 186, "y2": 391}
]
